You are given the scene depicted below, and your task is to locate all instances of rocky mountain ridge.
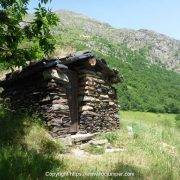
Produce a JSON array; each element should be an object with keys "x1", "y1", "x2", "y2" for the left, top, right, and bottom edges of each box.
[{"x1": 56, "y1": 10, "x2": 180, "y2": 72}]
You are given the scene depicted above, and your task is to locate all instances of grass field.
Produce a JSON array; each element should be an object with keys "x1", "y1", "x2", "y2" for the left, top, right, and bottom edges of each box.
[
  {"x1": 61, "y1": 111, "x2": 180, "y2": 180},
  {"x1": 0, "y1": 108, "x2": 179, "y2": 179}
]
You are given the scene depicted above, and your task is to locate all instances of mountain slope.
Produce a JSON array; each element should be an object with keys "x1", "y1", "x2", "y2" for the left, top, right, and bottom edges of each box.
[
  {"x1": 55, "y1": 10, "x2": 180, "y2": 72},
  {"x1": 51, "y1": 10, "x2": 180, "y2": 113}
]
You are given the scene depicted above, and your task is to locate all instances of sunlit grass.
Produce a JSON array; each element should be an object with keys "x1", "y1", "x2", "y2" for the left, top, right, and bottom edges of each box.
[{"x1": 60, "y1": 111, "x2": 180, "y2": 179}]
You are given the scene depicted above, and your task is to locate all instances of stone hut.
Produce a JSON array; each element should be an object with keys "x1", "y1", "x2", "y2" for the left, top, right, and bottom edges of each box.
[{"x1": 0, "y1": 52, "x2": 121, "y2": 137}]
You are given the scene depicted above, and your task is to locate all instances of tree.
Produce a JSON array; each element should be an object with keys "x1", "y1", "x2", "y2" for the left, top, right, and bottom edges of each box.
[{"x1": 0, "y1": 0, "x2": 59, "y2": 68}]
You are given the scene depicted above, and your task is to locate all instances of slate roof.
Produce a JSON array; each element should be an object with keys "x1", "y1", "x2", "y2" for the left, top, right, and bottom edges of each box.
[{"x1": 0, "y1": 51, "x2": 121, "y2": 87}]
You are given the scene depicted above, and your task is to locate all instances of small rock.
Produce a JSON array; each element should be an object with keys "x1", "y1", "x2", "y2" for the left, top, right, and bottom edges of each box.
[
  {"x1": 78, "y1": 96, "x2": 100, "y2": 102},
  {"x1": 43, "y1": 69, "x2": 69, "y2": 82},
  {"x1": 106, "y1": 143, "x2": 113, "y2": 149},
  {"x1": 81, "y1": 111, "x2": 99, "y2": 116},
  {"x1": 100, "y1": 95, "x2": 109, "y2": 99},
  {"x1": 109, "y1": 102, "x2": 115, "y2": 106},
  {"x1": 60, "y1": 136, "x2": 73, "y2": 146},
  {"x1": 51, "y1": 104, "x2": 69, "y2": 111},
  {"x1": 71, "y1": 133, "x2": 96, "y2": 143},
  {"x1": 80, "y1": 105, "x2": 93, "y2": 111},
  {"x1": 89, "y1": 139, "x2": 108, "y2": 146}
]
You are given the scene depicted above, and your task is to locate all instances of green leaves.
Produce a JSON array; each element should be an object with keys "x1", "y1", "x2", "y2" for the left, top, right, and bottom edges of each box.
[
  {"x1": 0, "y1": 0, "x2": 59, "y2": 68},
  {"x1": 39, "y1": 37, "x2": 54, "y2": 54},
  {"x1": 40, "y1": 0, "x2": 51, "y2": 4},
  {"x1": 30, "y1": 3, "x2": 59, "y2": 55}
]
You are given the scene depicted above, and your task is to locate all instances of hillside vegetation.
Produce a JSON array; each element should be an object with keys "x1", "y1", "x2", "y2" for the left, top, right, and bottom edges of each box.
[{"x1": 51, "y1": 11, "x2": 180, "y2": 114}]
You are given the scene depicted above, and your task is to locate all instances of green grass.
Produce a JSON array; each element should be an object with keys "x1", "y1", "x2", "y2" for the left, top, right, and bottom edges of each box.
[
  {"x1": 63, "y1": 111, "x2": 179, "y2": 179},
  {"x1": 86, "y1": 144, "x2": 105, "y2": 155},
  {"x1": 0, "y1": 106, "x2": 179, "y2": 179},
  {"x1": 0, "y1": 106, "x2": 67, "y2": 179}
]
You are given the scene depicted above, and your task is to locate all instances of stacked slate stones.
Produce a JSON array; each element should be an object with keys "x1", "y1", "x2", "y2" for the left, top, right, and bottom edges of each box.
[
  {"x1": 77, "y1": 69, "x2": 119, "y2": 133},
  {"x1": 0, "y1": 51, "x2": 121, "y2": 137},
  {"x1": 0, "y1": 61, "x2": 74, "y2": 137},
  {"x1": 40, "y1": 68, "x2": 73, "y2": 137}
]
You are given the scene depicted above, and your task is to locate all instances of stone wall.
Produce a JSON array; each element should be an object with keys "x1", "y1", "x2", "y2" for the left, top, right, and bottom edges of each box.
[
  {"x1": 2, "y1": 67, "x2": 73, "y2": 137},
  {"x1": 77, "y1": 69, "x2": 119, "y2": 133},
  {"x1": 1, "y1": 62, "x2": 120, "y2": 137}
]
